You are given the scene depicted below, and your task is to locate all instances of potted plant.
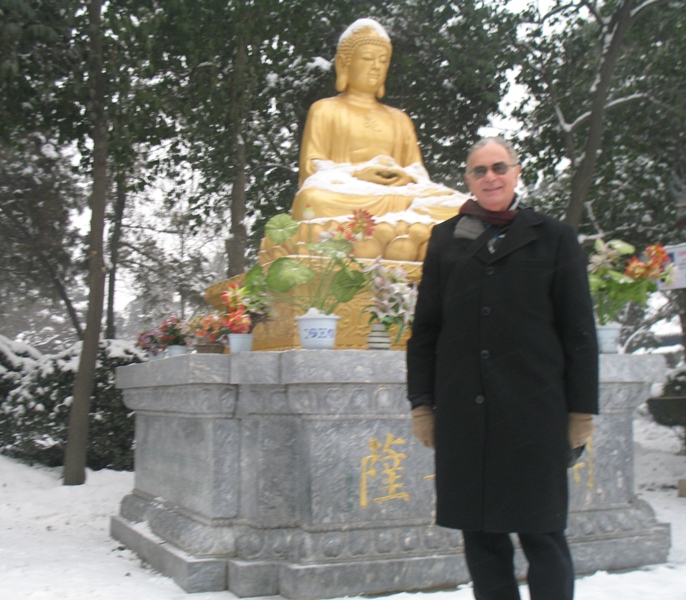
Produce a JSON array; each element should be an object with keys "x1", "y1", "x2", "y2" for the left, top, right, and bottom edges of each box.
[
  {"x1": 187, "y1": 312, "x2": 229, "y2": 353},
  {"x1": 222, "y1": 306, "x2": 254, "y2": 352},
  {"x1": 363, "y1": 257, "x2": 417, "y2": 348},
  {"x1": 588, "y1": 239, "x2": 673, "y2": 352},
  {"x1": 159, "y1": 316, "x2": 190, "y2": 357},
  {"x1": 263, "y1": 211, "x2": 370, "y2": 348},
  {"x1": 218, "y1": 266, "x2": 274, "y2": 352},
  {"x1": 135, "y1": 327, "x2": 164, "y2": 360},
  {"x1": 220, "y1": 264, "x2": 273, "y2": 331}
]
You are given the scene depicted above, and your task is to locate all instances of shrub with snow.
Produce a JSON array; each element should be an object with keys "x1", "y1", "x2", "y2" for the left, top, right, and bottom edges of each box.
[{"x1": 0, "y1": 337, "x2": 143, "y2": 470}]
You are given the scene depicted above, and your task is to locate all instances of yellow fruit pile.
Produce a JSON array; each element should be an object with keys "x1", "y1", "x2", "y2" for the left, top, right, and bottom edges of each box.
[{"x1": 258, "y1": 219, "x2": 435, "y2": 264}]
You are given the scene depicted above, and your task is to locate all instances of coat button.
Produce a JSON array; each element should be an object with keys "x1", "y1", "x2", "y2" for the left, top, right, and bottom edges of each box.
[
  {"x1": 486, "y1": 266, "x2": 495, "y2": 275},
  {"x1": 480, "y1": 349, "x2": 490, "y2": 359},
  {"x1": 481, "y1": 306, "x2": 491, "y2": 316},
  {"x1": 475, "y1": 395, "x2": 485, "y2": 405}
]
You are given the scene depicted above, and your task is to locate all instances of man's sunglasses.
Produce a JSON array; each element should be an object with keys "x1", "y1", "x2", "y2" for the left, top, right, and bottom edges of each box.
[{"x1": 467, "y1": 162, "x2": 519, "y2": 179}]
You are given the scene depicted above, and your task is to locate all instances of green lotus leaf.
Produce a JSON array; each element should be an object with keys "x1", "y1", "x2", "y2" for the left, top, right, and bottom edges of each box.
[
  {"x1": 314, "y1": 238, "x2": 354, "y2": 258},
  {"x1": 266, "y1": 257, "x2": 315, "y2": 293},
  {"x1": 245, "y1": 263, "x2": 267, "y2": 292},
  {"x1": 331, "y1": 268, "x2": 366, "y2": 303},
  {"x1": 265, "y1": 214, "x2": 299, "y2": 243}
]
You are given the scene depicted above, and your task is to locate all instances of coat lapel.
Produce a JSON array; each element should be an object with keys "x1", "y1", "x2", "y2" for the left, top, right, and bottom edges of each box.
[{"x1": 474, "y1": 209, "x2": 543, "y2": 264}]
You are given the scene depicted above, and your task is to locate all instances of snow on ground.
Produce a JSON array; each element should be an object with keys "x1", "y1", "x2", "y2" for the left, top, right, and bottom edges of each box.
[{"x1": 0, "y1": 407, "x2": 684, "y2": 600}]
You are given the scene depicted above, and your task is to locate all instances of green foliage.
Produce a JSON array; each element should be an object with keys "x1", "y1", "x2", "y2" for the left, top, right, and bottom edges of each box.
[
  {"x1": 0, "y1": 135, "x2": 86, "y2": 339},
  {"x1": 0, "y1": 338, "x2": 142, "y2": 471},
  {"x1": 266, "y1": 258, "x2": 315, "y2": 294},
  {"x1": 264, "y1": 214, "x2": 368, "y2": 315},
  {"x1": 0, "y1": 0, "x2": 82, "y2": 140},
  {"x1": 387, "y1": 0, "x2": 519, "y2": 184},
  {"x1": 515, "y1": 0, "x2": 686, "y2": 245},
  {"x1": 265, "y1": 214, "x2": 300, "y2": 244}
]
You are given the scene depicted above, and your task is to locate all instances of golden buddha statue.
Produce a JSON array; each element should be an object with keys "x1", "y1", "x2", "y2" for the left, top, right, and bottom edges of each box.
[
  {"x1": 290, "y1": 18, "x2": 466, "y2": 230},
  {"x1": 209, "y1": 19, "x2": 468, "y2": 350}
]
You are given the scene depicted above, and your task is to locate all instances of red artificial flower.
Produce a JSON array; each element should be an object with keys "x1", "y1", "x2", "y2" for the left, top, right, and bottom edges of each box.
[
  {"x1": 224, "y1": 307, "x2": 252, "y2": 334},
  {"x1": 348, "y1": 209, "x2": 377, "y2": 238},
  {"x1": 624, "y1": 244, "x2": 671, "y2": 281}
]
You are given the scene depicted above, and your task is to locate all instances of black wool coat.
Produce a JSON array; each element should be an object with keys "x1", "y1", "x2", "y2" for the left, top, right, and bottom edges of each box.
[{"x1": 407, "y1": 208, "x2": 599, "y2": 533}]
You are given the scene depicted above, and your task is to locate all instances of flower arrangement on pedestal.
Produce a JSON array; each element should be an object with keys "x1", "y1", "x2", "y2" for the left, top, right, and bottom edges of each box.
[
  {"x1": 187, "y1": 312, "x2": 230, "y2": 347},
  {"x1": 222, "y1": 307, "x2": 252, "y2": 334},
  {"x1": 364, "y1": 256, "x2": 417, "y2": 343},
  {"x1": 588, "y1": 239, "x2": 674, "y2": 325},
  {"x1": 220, "y1": 264, "x2": 273, "y2": 332},
  {"x1": 158, "y1": 316, "x2": 189, "y2": 347},
  {"x1": 135, "y1": 327, "x2": 164, "y2": 358},
  {"x1": 263, "y1": 210, "x2": 371, "y2": 316}
]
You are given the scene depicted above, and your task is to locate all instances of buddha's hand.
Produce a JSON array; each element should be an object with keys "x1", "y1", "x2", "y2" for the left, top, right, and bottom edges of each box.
[{"x1": 352, "y1": 165, "x2": 417, "y2": 187}]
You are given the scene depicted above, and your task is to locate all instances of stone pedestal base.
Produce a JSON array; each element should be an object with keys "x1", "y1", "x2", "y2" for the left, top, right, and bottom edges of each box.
[{"x1": 112, "y1": 352, "x2": 671, "y2": 598}]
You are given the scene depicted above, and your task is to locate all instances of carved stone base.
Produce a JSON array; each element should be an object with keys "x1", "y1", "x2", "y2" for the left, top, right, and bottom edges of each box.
[{"x1": 112, "y1": 352, "x2": 671, "y2": 599}]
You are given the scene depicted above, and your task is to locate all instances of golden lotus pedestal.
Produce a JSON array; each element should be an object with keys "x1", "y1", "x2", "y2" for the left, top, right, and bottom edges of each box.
[{"x1": 204, "y1": 257, "x2": 422, "y2": 351}]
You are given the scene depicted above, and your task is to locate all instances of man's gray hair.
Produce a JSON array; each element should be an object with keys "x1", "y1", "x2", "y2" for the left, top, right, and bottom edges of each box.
[{"x1": 466, "y1": 137, "x2": 519, "y2": 167}]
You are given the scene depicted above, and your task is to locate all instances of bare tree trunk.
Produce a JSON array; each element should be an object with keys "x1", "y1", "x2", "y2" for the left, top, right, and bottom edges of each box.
[
  {"x1": 227, "y1": 131, "x2": 247, "y2": 277},
  {"x1": 63, "y1": 0, "x2": 108, "y2": 486},
  {"x1": 105, "y1": 173, "x2": 126, "y2": 339},
  {"x1": 564, "y1": 0, "x2": 634, "y2": 230},
  {"x1": 43, "y1": 260, "x2": 84, "y2": 340},
  {"x1": 225, "y1": 7, "x2": 248, "y2": 278}
]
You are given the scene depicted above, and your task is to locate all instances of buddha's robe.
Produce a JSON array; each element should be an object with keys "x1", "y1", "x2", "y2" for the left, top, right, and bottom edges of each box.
[{"x1": 291, "y1": 95, "x2": 464, "y2": 222}]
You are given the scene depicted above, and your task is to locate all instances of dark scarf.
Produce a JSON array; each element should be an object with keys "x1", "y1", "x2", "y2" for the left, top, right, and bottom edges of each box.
[{"x1": 458, "y1": 197, "x2": 519, "y2": 227}]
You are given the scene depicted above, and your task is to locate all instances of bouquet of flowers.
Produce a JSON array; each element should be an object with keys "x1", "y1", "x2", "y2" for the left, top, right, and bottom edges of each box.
[
  {"x1": 135, "y1": 327, "x2": 164, "y2": 357},
  {"x1": 220, "y1": 265, "x2": 272, "y2": 332},
  {"x1": 363, "y1": 256, "x2": 417, "y2": 343},
  {"x1": 588, "y1": 239, "x2": 674, "y2": 325},
  {"x1": 158, "y1": 316, "x2": 189, "y2": 347},
  {"x1": 188, "y1": 313, "x2": 230, "y2": 345}
]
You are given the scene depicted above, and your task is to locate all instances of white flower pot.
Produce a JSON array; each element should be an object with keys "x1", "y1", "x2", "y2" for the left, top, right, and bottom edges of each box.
[
  {"x1": 166, "y1": 344, "x2": 188, "y2": 357},
  {"x1": 295, "y1": 309, "x2": 340, "y2": 350},
  {"x1": 596, "y1": 322, "x2": 621, "y2": 353},
  {"x1": 228, "y1": 333, "x2": 253, "y2": 353}
]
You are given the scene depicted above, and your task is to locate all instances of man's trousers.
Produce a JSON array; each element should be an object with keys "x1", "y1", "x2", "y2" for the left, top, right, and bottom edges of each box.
[{"x1": 462, "y1": 530, "x2": 574, "y2": 600}]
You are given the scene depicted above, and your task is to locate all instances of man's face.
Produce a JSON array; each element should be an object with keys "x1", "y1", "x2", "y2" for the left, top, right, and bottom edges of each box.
[
  {"x1": 346, "y1": 43, "x2": 390, "y2": 95},
  {"x1": 465, "y1": 143, "x2": 521, "y2": 211}
]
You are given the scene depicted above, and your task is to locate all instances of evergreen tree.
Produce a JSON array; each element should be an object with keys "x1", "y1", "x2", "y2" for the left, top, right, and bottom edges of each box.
[
  {"x1": 514, "y1": 0, "x2": 683, "y2": 236},
  {"x1": 0, "y1": 135, "x2": 87, "y2": 339}
]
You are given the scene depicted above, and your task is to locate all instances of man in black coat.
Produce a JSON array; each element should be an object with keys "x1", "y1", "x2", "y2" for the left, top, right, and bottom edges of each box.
[{"x1": 406, "y1": 137, "x2": 598, "y2": 600}]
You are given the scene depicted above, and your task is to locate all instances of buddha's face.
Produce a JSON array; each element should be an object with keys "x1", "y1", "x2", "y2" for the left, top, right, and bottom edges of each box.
[{"x1": 346, "y1": 43, "x2": 390, "y2": 95}]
